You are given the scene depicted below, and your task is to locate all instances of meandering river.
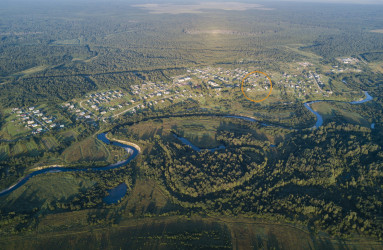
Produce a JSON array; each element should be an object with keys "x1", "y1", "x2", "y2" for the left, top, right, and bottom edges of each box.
[
  {"x1": 303, "y1": 91, "x2": 373, "y2": 128},
  {"x1": 0, "y1": 133, "x2": 139, "y2": 197},
  {"x1": 0, "y1": 91, "x2": 373, "y2": 197}
]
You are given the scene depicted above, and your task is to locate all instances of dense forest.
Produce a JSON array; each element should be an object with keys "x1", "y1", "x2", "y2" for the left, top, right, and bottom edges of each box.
[{"x1": 117, "y1": 120, "x2": 383, "y2": 239}]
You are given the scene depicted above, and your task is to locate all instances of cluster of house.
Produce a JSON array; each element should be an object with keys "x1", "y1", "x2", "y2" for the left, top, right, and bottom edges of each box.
[
  {"x1": 177, "y1": 68, "x2": 247, "y2": 90},
  {"x1": 245, "y1": 74, "x2": 271, "y2": 91},
  {"x1": 84, "y1": 89, "x2": 168, "y2": 116},
  {"x1": 82, "y1": 90, "x2": 129, "y2": 115},
  {"x1": 298, "y1": 62, "x2": 313, "y2": 67},
  {"x1": 130, "y1": 82, "x2": 172, "y2": 98},
  {"x1": 340, "y1": 57, "x2": 359, "y2": 64},
  {"x1": 12, "y1": 107, "x2": 64, "y2": 134},
  {"x1": 310, "y1": 72, "x2": 325, "y2": 87},
  {"x1": 87, "y1": 90, "x2": 124, "y2": 107},
  {"x1": 331, "y1": 64, "x2": 361, "y2": 74},
  {"x1": 280, "y1": 71, "x2": 324, "y2": 92},
  {"x1": 62, "y1": 103, "x2": 96, "y2": 120},
  {"x1": 176, "y1": 76, "x2": 191, "y2": 84},
  {"x1": 127, "y1": 87, "x2": 205, "y2": 114},
  {"x1": 283, "y1": 71, "x2": 334, "y2": 97},
  {"x1": 190, "y1": 67, "x2": 245, "y2": 86}
]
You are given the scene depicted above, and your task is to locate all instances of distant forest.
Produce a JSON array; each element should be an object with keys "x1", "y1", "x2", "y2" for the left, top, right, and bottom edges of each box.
[{"x1": 0, "y1": 1, "x2": 382, "y2": 107}]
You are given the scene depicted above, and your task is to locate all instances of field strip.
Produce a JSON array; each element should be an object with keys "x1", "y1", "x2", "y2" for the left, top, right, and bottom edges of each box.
[{"x1": 0, "y1": 215, "x2": 380, "y2": 247}]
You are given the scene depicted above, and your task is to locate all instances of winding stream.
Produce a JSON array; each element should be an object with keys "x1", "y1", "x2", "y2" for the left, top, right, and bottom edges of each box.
[
  {"x1": 304, "y1": 101, "x2": 324, "y2": 128},
  {"x1": 0, "y1": 133, "x2": 139, "y2": 197},
  {"x1": 0, "y1": 91, "x2": 374, "y2": 197}
]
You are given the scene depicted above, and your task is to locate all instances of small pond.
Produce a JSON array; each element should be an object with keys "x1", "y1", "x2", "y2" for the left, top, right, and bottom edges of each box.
[{"x1": 104, "y1": 182, "x2": 128, "y2": 204}]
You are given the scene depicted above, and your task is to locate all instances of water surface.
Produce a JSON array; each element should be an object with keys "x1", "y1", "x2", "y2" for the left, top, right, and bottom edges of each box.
[{"x1": 104, "y1": 182, "x2": 128, "y2": 204}]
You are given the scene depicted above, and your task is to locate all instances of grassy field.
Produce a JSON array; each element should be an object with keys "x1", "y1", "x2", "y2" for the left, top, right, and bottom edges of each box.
[
  {"x1": 1, "y1": 217, "x2": 233, "y2": 250},
  {"x1": 171, "y1": 117, "x2": 223, "y2": 148},
  {"x1": 0, "y1": 139, "x2": 43, "y2": 160},
  {"x1": 61, "y1": 136, "x2": 109, "y2": 163},
  {"x1": 0, "y1": 109, "x2": 30, "y2": 140},
  {"x1": 61, "y1": 135, "x2": 127, "y2": 164},
  {"x1": 52, "y1": 38, "x2": 84, "y2": 45},
  {"x1": 41, "y1": 137, "x2": 59, "y2": 151},
  {"x1": 2, "y1": 216, "x2": 381, "y2": 250},
  {"x1": 1, "y1": 122, "x2": 30, "y2": 139},
  {"x1": 283, "y1": 44, "x2": 323, "y2": 61},
  {"x1": 12, "y1": 140, "x2": 41, "y2": 157},
  {"x1": 0, "y1": 65, "x2": 51, "y2": 83},
  {"x1": 311, "y1": 102, "x2": 370, "y2": 127},
  {"x1": 58, "y1": 129, "x2": 78, "y2": 142},
  {"x1": 0, "y1": 173, "x2": 96, "y2": 214},
  {"x1": 15, "y1": 65, "x2": 50, "y2": 76}
]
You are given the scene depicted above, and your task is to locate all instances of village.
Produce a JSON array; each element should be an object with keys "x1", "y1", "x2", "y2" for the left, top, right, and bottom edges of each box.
[{"x1": 3, "y1": 63, "x2": 358, "y2": 139}]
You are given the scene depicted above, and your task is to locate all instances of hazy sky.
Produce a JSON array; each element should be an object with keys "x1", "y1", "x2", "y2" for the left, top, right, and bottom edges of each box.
[
  {"x1": 114, "y1": 0, "x2": 383, "y2": 5},
  {"x1": 134, "y1": 0, "x2": 383, "y2": 4},
  {"x1": 140, "y1": 0, "x2": 383, "y2": 5},
  {"x1": 2, "y1": 0, "x2": 382, "y2": 5},
  {"x1": 277, "y1": 0, "x2": 382, "y2": 4}
]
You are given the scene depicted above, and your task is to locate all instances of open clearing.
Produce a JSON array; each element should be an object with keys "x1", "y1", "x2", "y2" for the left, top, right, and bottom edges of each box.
[
  {"x1": 61, "y1": 136, "x2": 110, "y2": 163},
  {"x1": 0, "y1": 173, "x2": 96, "y2": 213},
  {"x1": 61, "y1": 135, "x2": 128, "y2": 164}
]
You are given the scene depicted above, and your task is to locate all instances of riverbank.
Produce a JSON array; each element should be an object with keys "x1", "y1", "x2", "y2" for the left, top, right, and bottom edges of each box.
[
  {"x1": 105, "y1": 133, "x2": 142, "y2": 152},
  {"x1": 29, "y1": 165, "x2": 64, "y2": 172}
]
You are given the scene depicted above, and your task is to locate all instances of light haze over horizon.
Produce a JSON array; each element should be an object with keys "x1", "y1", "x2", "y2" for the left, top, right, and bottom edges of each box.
[
  {"x1": 1, "y1": 0, "x2": 383, "y2": 4},
  {"x1": 276, "y1": 0, "x2": 382, "y2": 4}
]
